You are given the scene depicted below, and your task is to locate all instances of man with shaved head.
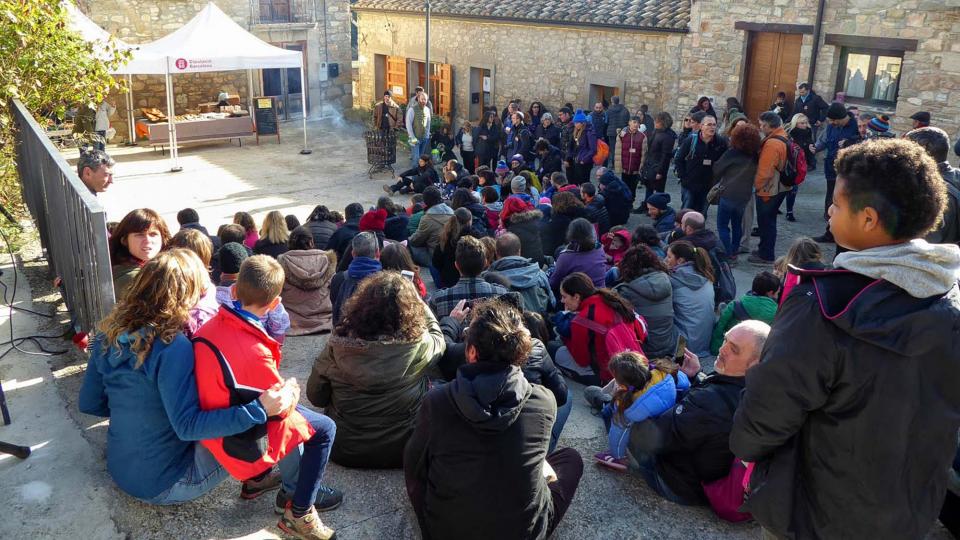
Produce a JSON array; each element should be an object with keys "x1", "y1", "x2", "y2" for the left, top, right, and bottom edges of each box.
[
  {"x1": 627, "y1": 321, "x2": 770, "y2": 505},
  {"x1": 673, "y1": 211, "x2": 721, "y2": 254}
]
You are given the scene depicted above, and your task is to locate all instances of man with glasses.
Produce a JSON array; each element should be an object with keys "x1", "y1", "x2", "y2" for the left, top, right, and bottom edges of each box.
[{"x1": 674, "y1": 114, "x2": 727, "y2": 217}]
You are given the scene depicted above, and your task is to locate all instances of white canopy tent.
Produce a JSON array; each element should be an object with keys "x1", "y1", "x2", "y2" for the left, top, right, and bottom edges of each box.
[{"x1": 67, "y1": 2, "x2": 310, "y2": 171}]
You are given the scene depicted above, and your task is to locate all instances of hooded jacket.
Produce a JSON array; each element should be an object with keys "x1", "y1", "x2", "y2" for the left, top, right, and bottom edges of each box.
[
  {"x1": 540, "y1": 207, "x2": 583, "y2": 259},
  {"x1": 404, "y1": 362, "x2": 556, "y2": 540},
  {"x1": 536, "y1": 144, "x2": 564, "y2": 181},
  {"x1": 926, "y1": 162, "x2": 960, "y2": 245},
  {"x1": 669, "y1": 263, "x2": 715, "y2": 357},
  {"x1": 504, "y1": 208, "x2": 546, "y2": 266},
  {"x1": 409, "y1": 203, "x2": 455, "y2": 253},
  {"x1": 278, "y1": 249, "x2": 338, "y2": 335},
  {"x1": 598, "y1": 170, "x2": 634, "y2": 227},
  {"x1": 305, "y1": 219, "x2": 338, "y2": 251},
  {"x1": 308, "y1": 312, "x2": 444, "y2": 468},
  {"x1": 731, "y1": 240, "x2": 960, "y2": 539},
  {"x1": 384, "y1": 213, "x2": 410, "y2": 242},
  {"x1": 615, "y1": 270, "x2": 680, "y2": 359},
  {"x1": 79, "y1": 332, "x2": 266, "y2": 500},
  {"x1": 601, "y1": 229, "x2": 632, "y2": 266},
  {"x1": 484, "y1": 256, "x2": 555, "y2": 313},
  {"x1": 651, "y1": 206, "x2": 676, "y2": 234},
  {"x1": 606, "y1": 369, "x2": 690, "y2": 459},
  {"x1": 550, "y1": 247, "x2": 608, "y2": 299},
  {"x1": 583, "y1": 194, "x2": 611, "y2": 235},
  {"x1": 327, "y1": 217, "x2": 360, "y2": 261}
]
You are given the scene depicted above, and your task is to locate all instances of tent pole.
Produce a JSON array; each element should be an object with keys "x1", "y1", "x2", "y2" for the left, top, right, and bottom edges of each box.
[
  {"x1": 125, "y1": 73, "x2": 136, "y2": 146},
  {"x1": 247, "y1": 69, "x2": 254, "y2": 116},
  {"x1": 164, "y1": 61, "x2": 182, "y2": 172},
  {"x1": 299, "y1": 64, "x2": 311, "y2": 155}
]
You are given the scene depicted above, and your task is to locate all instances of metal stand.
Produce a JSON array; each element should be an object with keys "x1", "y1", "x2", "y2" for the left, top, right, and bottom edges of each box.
[{"x1": 365, "y1": 130, "x2": 397, "y2": 178}]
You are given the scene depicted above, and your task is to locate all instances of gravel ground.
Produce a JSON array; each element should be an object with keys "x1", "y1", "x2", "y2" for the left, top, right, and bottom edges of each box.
[{"x1": 9, "y1": 117, "x2": 946, "y2": 539}]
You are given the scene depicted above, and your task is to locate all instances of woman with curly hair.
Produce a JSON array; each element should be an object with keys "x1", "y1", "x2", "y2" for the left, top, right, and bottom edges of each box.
[
  {"x1": 613, "y1": 245, "x2": 680, "y2": 359},
  {"x1": 80, "y1": 249, "x2": 296, "y2": 504},
  {"x1": 307, "y1": 271, "x2": 445, "y2": 468},
  {"x1": 712, "y1": 122, "x2": 761, "y2": 259}
]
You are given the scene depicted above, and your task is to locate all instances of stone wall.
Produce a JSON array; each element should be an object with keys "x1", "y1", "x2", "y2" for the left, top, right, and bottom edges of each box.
[
  {"x1": 79, "y1": 0, "x2": 353, "y2": 142},
  {"x1": 355, "y1": 11, "x2": 684, "y2": 128},
  {"x1": 679, "y1": 0, "x2": 960, "y2": 140}
]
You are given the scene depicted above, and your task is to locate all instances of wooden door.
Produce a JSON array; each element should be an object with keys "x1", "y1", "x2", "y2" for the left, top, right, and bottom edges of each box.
[
  {"x1": 386, "y1": 56, "x2": 408, "y2": 104},
  {"x1": 433, "y1": 63, "x2": 452, "y2": 122},
  {"x1": 744, "y1": 32, "x2": 802, "y2": 123}
]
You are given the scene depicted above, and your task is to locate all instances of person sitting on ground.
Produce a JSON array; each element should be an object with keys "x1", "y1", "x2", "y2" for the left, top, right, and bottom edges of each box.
[
  {"x1": 671, "y1": 211, "x2": 719, "y2": 252},
  {"x1": 549, "y1": 218, "x2": 608, "y2": 299},
  {"x1": 219, "y1": 224, "x2": 252, "y2": 257},
  {"x1": 730, "y1": 139, "x2": 960, "y2": 539},
  {"x1": 309, "y1": 271, "x2": 444, "y2": 469},
  {"x1": 169, "y1": 228, "x2": 220, "y2": 336},
  {"x1": 79, "y1": 250, "x2": 298, "y2": 508},
  {"x1": 633, "y1": 224, "x2": 666, "y2": 259},
  {"x1": 408, "y1": 186, "x2": 454, "y2": 267},
  {"x1": 710, "y1": 270, "x2": 778, "y2": 355},
  {"x1": 277, "y1": 227, "x2": 338, "y2": 335},
  {"x1": 380, "y1": 242, "x2": 427, "y2": 298},
  {"x1": 330, "y1": 232, "x2": 381, "y2": 327},
  {"x1": 304, "y1": 205, "x2": 339, "y2": 250},
  {"x1": 613, "y1": 245, "x2": 680, "y2": 359},
  {"x1": 429, "y1": 236, "x2": 508, "y2": 318},
  {"x1": 253, "y1": 210, "x2": 291, "y2": 259},
  {"x1": 550, "y1": 272, "x2": 647, "y2": 385},
  {"x1": 661, "y1": 208, "x2": 692, "y2": 245},
  {"x1": 591, "y1": 352, "x2": 690, "y2": 472},
  {"x1": 479, "y1": 236, "x2": 497, "y2": 268},
  {"x1": 406, "y1": 193, "x2": 427, "y2": 237},
  {"x1": 177, "y1": 207, "x2": 220, "y2": 250},
  {"x1": 628, "y1": 320, "x2": 769, "y2": 506},
  {"x1": 500, "y1": 192, "x2": 546, "y2": 266},
  {"x1": 285, "y1": 215, "x2": 300, "y2": 232},
  {"x1": 535, "y1": 138, "x2": 564, "y2": 182},
  {"x1": 666, "y1": 241, "x2": 716, "y2": 360},
  {"x1": 432, "y1": 208, "x2": 475, "y2": 289},
  {"x1": 581, "y1": 182, "x2": 611, "y2": 235},
  {"x1": 483, "y1": 232, "x2": 554, "y2": 314},
  {"x1": 480, "y1": 186, "x2": 503, "y2": 231},
  {"x1": 541, "y1": 191, "x2": 585, "y2": 259},
  {"x1": 326, "y1": 203, "x2": 364, "y2": 262},
  {"x1": 598, "y1": 168, "x2": 634, "y2": 228},
  {"x1": 215, "y1": 242, "x2": 290, "y2": 343},
  {"x1": 193, "y1": 255, "x2": 342, "y2": 539},
  {"x1": 521, "y1": 310, "x2": 571, "y2": 452},
  {"x1": 601, "y1": 227, "x2": 632, "y2": 266},
  {"x1": 404, "y1": 299, "x2": 584, "y2": 540},
  {"x1": 645, "y1": 193, "x2": 676, "y2": 235},
  {"x1": 384, "y1": 154, "x2": 440, "y2": 195},
  {"x1": 234, "y1": 211, "x2": 259, "y2": 249},
  {"x1": 109, "y1": 208, "x2": 170, "y2": 301},
  {"x1": 440, "y1": 169, "x2": 458, "y2": 201},
  {"x1": 776, "y1": 236, "x2": 826, "y2": 303},
  {"x1": 334, "y1": 208, "x2": 388, "y2": 273},
  {"x1": 379, "y1": 197, "x2": 410, "y2": 242},
  {"x1": 451, "y1": 187, "x2": 492, "y2": 237}
]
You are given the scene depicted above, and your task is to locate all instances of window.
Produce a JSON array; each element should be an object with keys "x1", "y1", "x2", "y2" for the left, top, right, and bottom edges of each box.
[{"x1": 835, "y1": 48, "x2": 902, "y2": 106}]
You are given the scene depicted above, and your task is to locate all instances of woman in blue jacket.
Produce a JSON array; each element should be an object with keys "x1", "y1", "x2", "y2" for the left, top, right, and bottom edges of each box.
[{"x1": 79, "y1": 249, "x2": 295, "y2": 504}]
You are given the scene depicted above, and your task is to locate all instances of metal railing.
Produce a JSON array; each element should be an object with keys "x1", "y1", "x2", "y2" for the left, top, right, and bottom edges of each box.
[
  {"x1": 249, "y1": 0, "x2": 315, "y2": 24},
  {"x1": 12, "y1": 99, "x2": 115, "y2": 332}
]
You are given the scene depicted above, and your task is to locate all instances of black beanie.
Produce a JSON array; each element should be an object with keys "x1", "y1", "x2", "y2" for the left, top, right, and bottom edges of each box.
[
  {"x1": 219, "y1": 242, "x2": 248, "y2": 275},
  {"x1": 826, "y1": 102, "x2": 847, "y2": 120}
]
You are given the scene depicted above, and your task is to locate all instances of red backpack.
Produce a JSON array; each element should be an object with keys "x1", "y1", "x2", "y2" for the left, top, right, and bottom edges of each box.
[
  {"x1": 770, "y1": 135, "x2": 807, "y2": 187},
  {"x1": 567, "y1": 295, "x2": 647, "y2": 383}
]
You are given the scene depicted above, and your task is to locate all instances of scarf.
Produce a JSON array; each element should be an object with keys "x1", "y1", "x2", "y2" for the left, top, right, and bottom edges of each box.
[{"x1": 413, "y1": 103, "x2": 427, "y2": 139}]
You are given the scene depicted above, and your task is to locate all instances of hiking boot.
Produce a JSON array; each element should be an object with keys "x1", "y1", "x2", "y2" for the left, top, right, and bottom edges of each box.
[
  {"x1": 277, "y1": 505, "x2": 336, "y2": 540},
  {"x1": 812, "y1": 233, "x2": 835, "y2": 244},
  {"x1": 275, "y1": 486, "x2": 344, "y2": 515},
  {"x1": 786, "y1": 212, "x2": 796, "y2": 222},
  {"x1": 240, "y1": 471, "x2": 282, "y2": 500},
  {"x1": 584, "y1": 385, "x2": 612, "y2": 414},
  {"x1": 747, "y1": 254, "x2": 774, "y2": 265},
  {"x1": 382, "y1": 184, "x2": 395, "y2": 195}
]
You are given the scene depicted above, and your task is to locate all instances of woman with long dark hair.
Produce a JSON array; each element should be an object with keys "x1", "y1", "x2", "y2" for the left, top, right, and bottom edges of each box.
[
  {"x1": 304, "y1": 204, "x2": 339, "y2": 250},
  {"x1": 549, "y1": 218, "x2": 606, "y2": 298},
  {"x1": 613, "y1": 245, "x2": 680, "y2": 359},
  {"x1": 431, "y1": 208, "x2": 474, "y2": 289},
  {"x1": 639, "y1": 112, "x2": 677, "y2": 206},
  {"x1": 665, "y1": 241, "x2": 715, "y2": 359},
  {"x1": 384, "y1": 154, "x2": 440, "y2": 195},
  {"x1": 109, "y1": 208, "x2": 171, "y2": 301},
  {"x1": 454, "y1": 121, "x2": 476, "y2": 173},
  {"x1": 380, "y1": 242, "x2": 427, "y2": 298},
  {"x1": 475, "y1": 111, "x2": 502, "y2": 170}
]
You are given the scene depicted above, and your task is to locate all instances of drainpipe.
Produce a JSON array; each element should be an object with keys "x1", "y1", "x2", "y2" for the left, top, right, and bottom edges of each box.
[
  {"x1": 808, "y1": 0, "x2": 826, "y2": 86},
  {"x1": 425, "y1": 0, "x2": 431, "y2": 95}
]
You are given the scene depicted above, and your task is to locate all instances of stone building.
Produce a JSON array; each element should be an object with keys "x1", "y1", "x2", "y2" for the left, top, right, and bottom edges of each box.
[
  {"x1": 79, "y1": 0, "x2": 353, "y2": 140},
  {"x1": 353, "y1": 0, "x2": 960, "y2": 140}
]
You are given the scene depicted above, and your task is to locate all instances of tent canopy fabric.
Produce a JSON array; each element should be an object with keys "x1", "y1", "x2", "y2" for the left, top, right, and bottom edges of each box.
[
  {"x1": 135, "y1": 2, "x2": 302, "y2": 74},
  {"x1": 63, "y1": 1, "x2": 166, "y2": 74}
]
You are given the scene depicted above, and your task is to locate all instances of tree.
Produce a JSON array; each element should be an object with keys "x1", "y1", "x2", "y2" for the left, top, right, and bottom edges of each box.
[{"x1": 0, "y1": 0, "x2": 129, "y2": 243}]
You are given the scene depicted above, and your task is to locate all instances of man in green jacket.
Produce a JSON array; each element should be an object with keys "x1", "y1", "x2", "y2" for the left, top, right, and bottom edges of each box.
[{"x1": 710, "y1": 271, "x2": 779, "y2": 355}]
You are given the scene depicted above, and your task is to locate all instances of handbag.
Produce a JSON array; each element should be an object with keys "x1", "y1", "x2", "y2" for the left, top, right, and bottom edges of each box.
[{"x1": 707, "y1": 182, "x2": 725, "y2": 205}]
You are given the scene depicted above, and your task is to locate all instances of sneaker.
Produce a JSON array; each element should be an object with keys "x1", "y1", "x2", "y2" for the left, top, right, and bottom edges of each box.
[
  {"x1": 750, "y1": 227, "x2": 760, "y2": 237},
  {"x1": 747, "y1": 254, "x2": 774, "y2": 265},
  {"x1": 786, "y1": 212, "x2": 796, "y2": 222},
  {"x1": 381, "y1": 184, "x2": 394, "y2": 195},
  {"x1": 277, "y1": 505, "x2": 336, "y2": 540},
  {"x1": 275, "y1": 486, "x2": 344, "y2": 515},
  {"x1": 240, "y1": 471, "x2": 282, "y2": 500},
  {"x1": 594, "y1": 451, "x2": 628, "y2": 472},
  {"x1": 583, "y1": 386, "x2": 612, "y2": 414},
  {"x1": 812, "y1": 233, "x2": 835, "y2": 244}
]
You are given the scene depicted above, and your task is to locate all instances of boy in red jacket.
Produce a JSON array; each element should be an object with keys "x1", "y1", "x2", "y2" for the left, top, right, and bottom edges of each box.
[{"x1": 194, "y1": 255, "x2": 342, "y2": 540}]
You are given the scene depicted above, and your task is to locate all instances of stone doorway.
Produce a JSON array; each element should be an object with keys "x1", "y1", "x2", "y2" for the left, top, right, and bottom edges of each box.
[
  {"x1": 743, "y1": 31, "x2": 802, "y2": 123},
  {"x1": 588, "y1": 84, "x2": 619, "y2": 109}
]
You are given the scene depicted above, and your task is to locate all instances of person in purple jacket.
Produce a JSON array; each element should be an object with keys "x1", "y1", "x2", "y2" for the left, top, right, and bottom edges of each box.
[{"x1": 549, "y1": 218, "x2": 607, "y2": 299}]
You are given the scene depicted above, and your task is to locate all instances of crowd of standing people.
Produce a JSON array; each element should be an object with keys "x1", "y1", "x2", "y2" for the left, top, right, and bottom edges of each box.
[{"x1": 71, "y1": 81, "x2": 960, "y2": 540}]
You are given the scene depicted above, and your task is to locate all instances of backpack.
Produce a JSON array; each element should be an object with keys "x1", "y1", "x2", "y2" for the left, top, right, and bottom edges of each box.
[
  {"x1": 594, "y1": 138, "x2": 610, "y2": 166},
  {"x1": 708, "y1": 248, "x2": 736, "y2": 306},
  {"x1": 701, "y1": 389, "x2": 753, "y2": 522},
  {"x1": 672, "y1": 133, "x2": 698, "y2": 176},
  {"x1": 770, "y1": 135, "x2": 807, "y2": 187},
  {"x1": 729, "y1": 299, "x2": 751, "y2": 324},
  {"x1": 572, "y1": 303, "x2": 647, "y2": 383}
]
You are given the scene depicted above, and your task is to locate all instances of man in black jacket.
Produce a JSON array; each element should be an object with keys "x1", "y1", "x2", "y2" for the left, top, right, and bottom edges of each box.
[
  {"x1": 326, "y1": 202, "x2": 363, "y2": 263},
  {"x1": 405, "y1": 299, "x2": 583, "y2": 540},
  {"x1": 627, "y1": 320, "x2": 770, "y2": 505},
  {"x1": 674, "y1": 114, "x2": 727, "y2": 217},
  {"x1": 731, "y1": 139, "x2": 960, "y2": 539},
  {"x1": 793, "y1": 83, "x2": 828, "y2": 129},
  {"x1": 535, "y1": 138, "x2": 563, "y2": 181},
  {"x1": 907, "y1": 127, "x2": 960, "y2": 246}
]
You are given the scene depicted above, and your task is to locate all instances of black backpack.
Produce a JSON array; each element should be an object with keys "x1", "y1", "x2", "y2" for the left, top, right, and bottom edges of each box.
[{"x1": 708, "y1": 247, "x2": 736, "y2": 306}]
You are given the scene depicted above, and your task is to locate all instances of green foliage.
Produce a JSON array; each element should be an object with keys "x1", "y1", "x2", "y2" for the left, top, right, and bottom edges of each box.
[{"x1": 0, "y1": 0, "x2": 129, "y2": 244}]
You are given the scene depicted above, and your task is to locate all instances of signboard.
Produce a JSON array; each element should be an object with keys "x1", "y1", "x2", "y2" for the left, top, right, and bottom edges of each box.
[
  {"x1": 391, "y1": 85, "x2": 404, "y2": 97},
  {"x1": 253, "y1": 96, "x2": 280, "y2": 144},
  {"x1": 482, "y1": 76, "x2": 491, "y2": 92}
]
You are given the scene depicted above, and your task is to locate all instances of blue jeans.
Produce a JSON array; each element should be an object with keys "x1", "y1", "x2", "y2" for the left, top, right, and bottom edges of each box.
[
  {"x1": 411, "y1": 136, "x2": 430, "y2": 168},
  {"x1": 785, "y1": 185, "x2": 798, "y2": 213},
  {"x1": 550, "y1": 389, "x2": 573, "y2": 453},
  {"x1": 681, "y1": 186, "x2": 708, "y2": 218},
  {"x1": 631, "y1": 448, "x2": 694, "y2": 505},
  {"x1": 143, "y1": 444, "x2": 231, "y2": 505},
  {"x1": 604, "y1": 266, "x2": 621, "y2": 287},
  {"x1": 277, "y1": 406, "x2": 337, "y2": 509},
  {"x1": 716, "y1": 197, "x2": 746, "y2": 256},
  {"x1": 755, "y1": 192, "x2": 788, "y2": 261}
]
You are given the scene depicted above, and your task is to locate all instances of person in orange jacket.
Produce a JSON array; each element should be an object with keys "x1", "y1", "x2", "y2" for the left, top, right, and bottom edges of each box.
[
  {"x1": 749, "y1": 111, "x2": 791, "y2": 264},
  {"x1": 194, "y1": 255, "x2": 342, "y2": 540}
]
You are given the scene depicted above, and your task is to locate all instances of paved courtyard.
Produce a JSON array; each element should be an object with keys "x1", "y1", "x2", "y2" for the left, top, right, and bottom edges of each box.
[{"x1": 1, "y1": 116, "x2": 951, "y2": 539}]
